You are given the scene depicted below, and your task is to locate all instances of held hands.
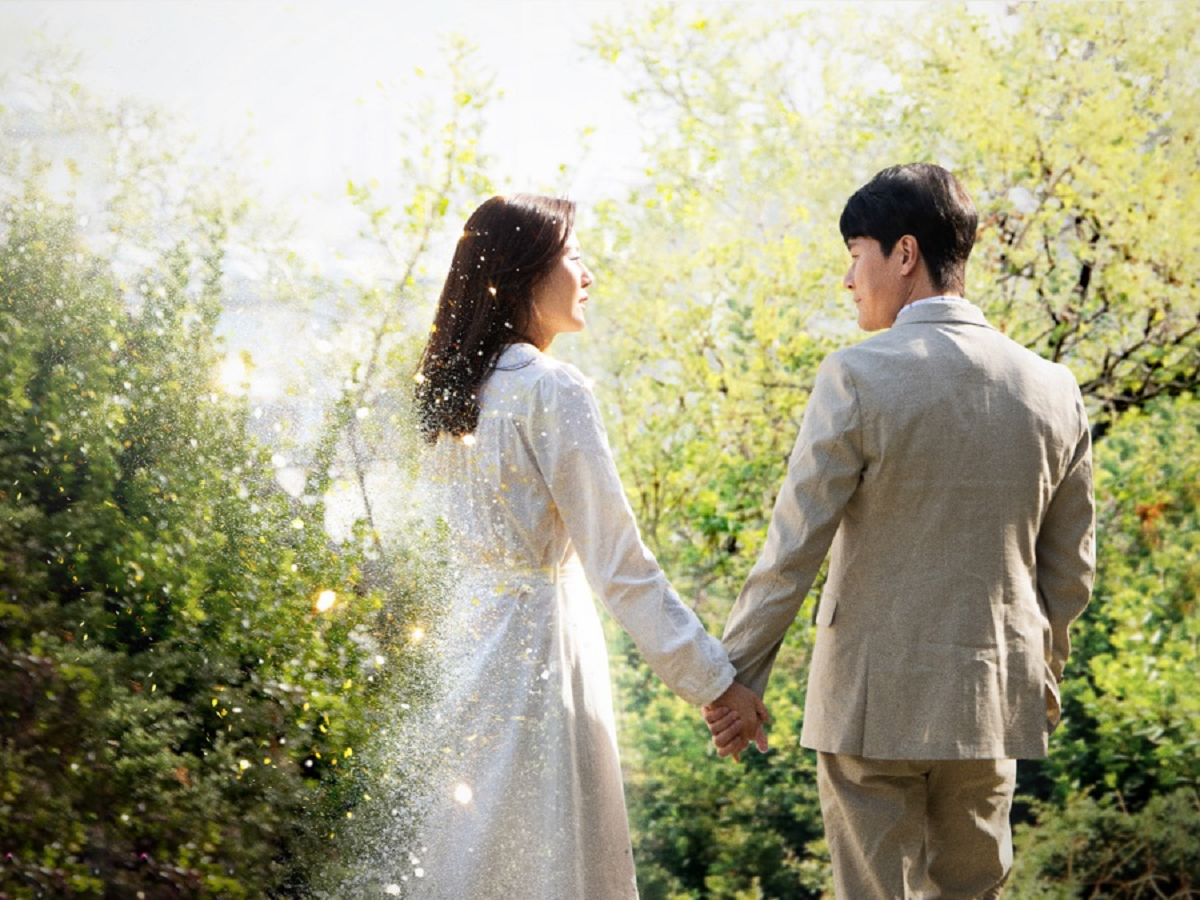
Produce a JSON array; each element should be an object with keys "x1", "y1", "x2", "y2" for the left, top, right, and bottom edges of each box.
[{"x1": 702, "y1": 681, "x2": 770, "y2": 762}]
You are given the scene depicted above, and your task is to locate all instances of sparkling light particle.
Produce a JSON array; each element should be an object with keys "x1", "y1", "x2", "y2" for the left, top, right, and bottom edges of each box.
[
  {"x1": 453, "y1": 782, "x2": 473, "y2": 805},
  {"x1": 411, "y1": 626, "x2": 425, "y2": 643},
  {"x1": 315, "y1": 590, "x2": 337, "y2": 613},
  {"x1": 461, "y1": 434, "x2": 476, "y2": 446}
]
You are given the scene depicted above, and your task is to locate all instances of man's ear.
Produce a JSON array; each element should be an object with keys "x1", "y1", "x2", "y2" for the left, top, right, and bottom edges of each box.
[{"x1": 897, "y1": 235, "x2": 920, "y2": 276}]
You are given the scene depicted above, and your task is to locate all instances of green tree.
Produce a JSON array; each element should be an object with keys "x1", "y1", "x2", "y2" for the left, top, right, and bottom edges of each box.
[
  {"x1": 1007, "y1": 397, "x2": 1199, "y2": 897},
  {"x1": 585, "y1": 3, "x2": 1199, "y2": 896},
  {"x1": 306, "y1": 35, "x2": 496, "y2": 538},
  {"x1": 0, "y1": 44, "x2": 480, "y2": 898},
  {"x1": 0, "y1": 179, "x2": 385, "y2": 898},
  {"x1": 299, "y1": 38, "x2": 502, "y2": 896},
  {"x1": 884, "y1": 2, "x2": 1200, "y2": 438}
]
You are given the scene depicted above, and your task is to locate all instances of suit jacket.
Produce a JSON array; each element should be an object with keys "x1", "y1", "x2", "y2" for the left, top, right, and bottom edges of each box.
[{"x1": 723, "y1": 300, "x2": 1095, "y2": 759}]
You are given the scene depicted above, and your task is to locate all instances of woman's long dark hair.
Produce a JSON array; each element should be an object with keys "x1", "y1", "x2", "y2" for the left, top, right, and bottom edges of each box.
[{"x1": 415, "y1": 194, "x2": 575, "y2": 443}]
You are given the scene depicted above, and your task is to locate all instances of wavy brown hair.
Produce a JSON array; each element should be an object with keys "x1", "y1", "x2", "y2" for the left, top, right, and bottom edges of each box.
[{"x1": 414, "y1": 194, "x2": 575, "y2": 443}]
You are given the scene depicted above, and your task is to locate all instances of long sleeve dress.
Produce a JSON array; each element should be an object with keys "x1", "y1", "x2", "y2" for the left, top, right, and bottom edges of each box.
[{"x1": 404, "y1": 342, "x2": 734, "y2": 899}]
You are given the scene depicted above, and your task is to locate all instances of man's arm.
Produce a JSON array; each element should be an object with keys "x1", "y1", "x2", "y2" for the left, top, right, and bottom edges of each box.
[
  {"x1": 1036, "y1": 387, "x2": 1096, "y2": 683},
  {"x1": 721, "y1": 352, "x2": 865, "y2": 696}
]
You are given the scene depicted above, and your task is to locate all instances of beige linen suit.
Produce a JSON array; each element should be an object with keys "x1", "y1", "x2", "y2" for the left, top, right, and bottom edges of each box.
[
  {"x1": 724, "y1": 300, "x2": 1095, "y2": 760},
  {"x1": 724, "y1": 301, "x2": 1094, "y2": 895}
]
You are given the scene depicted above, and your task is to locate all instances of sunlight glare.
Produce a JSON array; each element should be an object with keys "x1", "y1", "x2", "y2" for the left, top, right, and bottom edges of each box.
[{"x1": 217, "y1": 355, "x2": 248, "y2": 394}]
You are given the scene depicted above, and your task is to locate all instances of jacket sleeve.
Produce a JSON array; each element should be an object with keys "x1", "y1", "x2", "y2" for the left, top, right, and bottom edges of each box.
[
  {"x1": 722, "y1": 351, "x2": 864, "y2": 697},
  {"x1": 525, "y1": 364, "x2": 735, "y2": 707},
  {"x1": 1035, "y1": 384, "x2": 1096, "y2": 683}
]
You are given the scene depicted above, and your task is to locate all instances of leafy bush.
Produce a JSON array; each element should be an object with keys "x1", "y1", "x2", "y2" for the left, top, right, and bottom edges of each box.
[
  {"x1": 0, "y1": 189, "x2": 426, "y2": 898},
  {"x1": 1016, "y1": 395, "x2": 1199, "y2": 809},
  {"x1": 1009, "y1": 788, "x2": 1200, "y2": 898}
]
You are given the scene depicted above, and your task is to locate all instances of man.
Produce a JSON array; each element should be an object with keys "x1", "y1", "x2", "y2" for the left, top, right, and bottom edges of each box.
[{"x1": 706, "y1": 164, "x2": 1095, "y2": 898}]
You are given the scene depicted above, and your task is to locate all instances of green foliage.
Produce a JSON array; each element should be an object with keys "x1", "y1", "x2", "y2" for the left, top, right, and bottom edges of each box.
[
  {"x1": 1, "y1": 5, "x2": 1195, "y2": 896},
  {"x1": 308, "y1": 34, "x2": 496, "y2": 527},
  {"x1": 612, "y1": 628, "x2": 829, "y2": 900},
  {"x1": 1009, "y1": 788, "x2": 1200, "y2": 898},
  {"x1": 0, "y1": 51, "x2": 453, "y2": 896},
  {"x1": 0, "y1": 174, "x2": 441, "y2": 897},
  {"x1": 884, "y1": 2, "x2": 1200, "y2": 435},
  {"x1": 1031, "y1": 396, "x2": 1200, "y2": 806},
  {"x1": 0, "y1": 182, "x2": 414, "y2": 898},
  {"x1": 1007, "y1": 396, "x2": 1200, "y2": 896},
  {"x1": 586, "y1": 2, "x2": 1199, "y2": 895}
]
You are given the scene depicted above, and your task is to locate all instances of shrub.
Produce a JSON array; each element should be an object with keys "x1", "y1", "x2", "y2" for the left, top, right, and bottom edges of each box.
[{"x1": 0, "y1": 190, "x2": 424, "y2": 897}]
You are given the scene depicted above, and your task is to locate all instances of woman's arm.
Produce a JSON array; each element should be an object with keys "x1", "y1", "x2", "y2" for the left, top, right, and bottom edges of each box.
[{"x1": 526, "y1": 364, "x2": 736, "y2": 707}]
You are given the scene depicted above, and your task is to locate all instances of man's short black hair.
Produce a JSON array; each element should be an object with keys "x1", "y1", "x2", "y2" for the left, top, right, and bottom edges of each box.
[{"x1": 839, "y1": 163, "x2": 978, "y2": 293}]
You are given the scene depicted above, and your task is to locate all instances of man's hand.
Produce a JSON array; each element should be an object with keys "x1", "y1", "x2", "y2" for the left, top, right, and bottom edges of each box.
[{"x1": 702, "y1": 681, "x2": 770, "y2": 762}]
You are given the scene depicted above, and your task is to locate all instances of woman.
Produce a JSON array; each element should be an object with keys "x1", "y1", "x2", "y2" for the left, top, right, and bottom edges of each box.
[{"x1": 406, "y1": 194, "x2": 765, "y2": 898}]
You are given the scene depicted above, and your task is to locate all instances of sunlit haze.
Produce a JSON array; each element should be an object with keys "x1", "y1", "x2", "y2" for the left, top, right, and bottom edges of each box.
[{"x1": 0, "y1": 0, "x2": 645, "y2": 247}]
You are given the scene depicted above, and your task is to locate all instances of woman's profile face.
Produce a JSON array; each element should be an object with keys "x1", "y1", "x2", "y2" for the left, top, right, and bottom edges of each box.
[{"x1": 528, "y1": 230, "x2": 593, "y2": 349}]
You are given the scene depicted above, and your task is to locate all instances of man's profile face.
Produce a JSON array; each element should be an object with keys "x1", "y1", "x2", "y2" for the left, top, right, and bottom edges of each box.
[{"x1": 843, "y1": 236, "x2": 904, "y2": 331}]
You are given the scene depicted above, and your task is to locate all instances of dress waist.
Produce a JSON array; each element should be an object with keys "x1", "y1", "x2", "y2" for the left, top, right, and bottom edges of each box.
[{"x1": 454, "y1": 558, "x2": 582, "y2": 587}]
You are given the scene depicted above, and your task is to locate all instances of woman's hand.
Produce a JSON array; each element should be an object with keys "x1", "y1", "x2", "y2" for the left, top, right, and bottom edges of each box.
[{"x1": 702, "y1": 682, "x2": 770, "y2": 762}]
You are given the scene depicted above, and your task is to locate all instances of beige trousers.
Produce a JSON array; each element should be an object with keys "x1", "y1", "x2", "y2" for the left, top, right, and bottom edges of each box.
[{"x1": 817, "y1": 752, "x2": 1016, "y2": 899}]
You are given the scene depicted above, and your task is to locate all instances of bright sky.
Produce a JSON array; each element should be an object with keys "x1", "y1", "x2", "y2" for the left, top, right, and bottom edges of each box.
[{"x1": 0, "y1": 0, "x2": 645, "y2": 248}]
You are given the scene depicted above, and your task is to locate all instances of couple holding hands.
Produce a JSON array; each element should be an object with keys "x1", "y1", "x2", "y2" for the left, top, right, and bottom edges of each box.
[{"x1": 405, "y1": 163, "x2": 1095, "y2": 899}]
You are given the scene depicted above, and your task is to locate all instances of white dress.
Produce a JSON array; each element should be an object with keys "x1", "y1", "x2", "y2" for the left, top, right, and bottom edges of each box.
[{"x1": 405, "y1": 342, "x2": 734, "y2": 899}]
